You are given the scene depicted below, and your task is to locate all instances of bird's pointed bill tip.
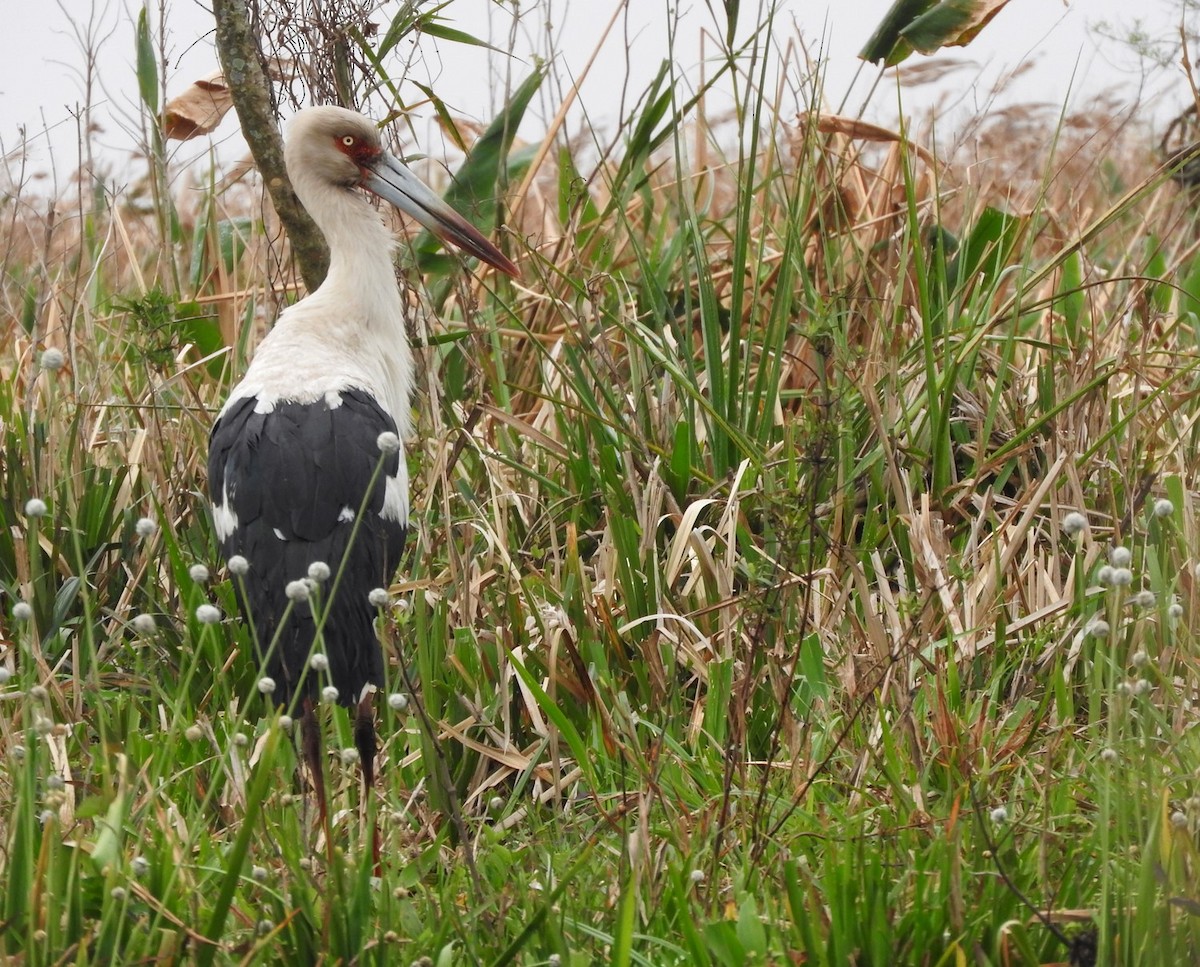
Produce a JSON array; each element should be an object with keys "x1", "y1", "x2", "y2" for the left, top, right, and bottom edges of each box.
[{"x1": 363, "y1": 154, "x2": 520, "y2": 280}]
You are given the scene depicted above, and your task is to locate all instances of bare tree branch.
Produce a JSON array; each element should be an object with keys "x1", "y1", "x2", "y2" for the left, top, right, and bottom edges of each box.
[{"x1": 211, "y1": 0, "x2": 329, "y2": 290}]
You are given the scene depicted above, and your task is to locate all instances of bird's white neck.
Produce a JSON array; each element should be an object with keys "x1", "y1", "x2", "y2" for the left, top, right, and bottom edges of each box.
[{"x1": 297, "y1": 175, "x2": 402, "y2": 321}]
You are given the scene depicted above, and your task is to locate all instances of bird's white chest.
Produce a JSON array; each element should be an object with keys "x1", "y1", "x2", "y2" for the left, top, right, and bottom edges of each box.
[{"x1": 223, "y1": 291, "x2": 414, "y2": 438}]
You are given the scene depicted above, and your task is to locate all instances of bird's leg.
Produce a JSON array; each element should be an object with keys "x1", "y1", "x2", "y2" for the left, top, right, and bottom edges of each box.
[
  {"x1": 300, "y1": 696, "x2": 332, "y2": 852},
  {"x1": 354, "y1": 690, "x2": 381, "y2": 874}
]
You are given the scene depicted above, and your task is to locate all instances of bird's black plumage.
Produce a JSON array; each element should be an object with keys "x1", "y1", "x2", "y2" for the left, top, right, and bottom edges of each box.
[{"x1": 208, "y1": 389, "x2": 407, "y2": 707}]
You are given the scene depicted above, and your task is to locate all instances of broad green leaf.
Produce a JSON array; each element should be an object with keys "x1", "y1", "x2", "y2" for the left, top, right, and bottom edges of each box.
[
  {"x1": 860, "y1": 0, "x2": 1012, "y2": 65},
  {"x1": 415, "y1": 67, "x2": 545, "y2": 276},
  {"x1": 136, "y1": 8, "x2": 158, "y2": 112},
  {"x1": 947, "y1": 206, "x2": 1027, "y2": 295},
  {"x1": 421, "y1": 21, "x2": 511, "y2": 55}
]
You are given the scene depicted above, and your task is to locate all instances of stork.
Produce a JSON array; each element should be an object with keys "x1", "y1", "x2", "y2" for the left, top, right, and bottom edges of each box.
[{"x1": 207, "y1": 106, "x2": 518, "y2": 848}]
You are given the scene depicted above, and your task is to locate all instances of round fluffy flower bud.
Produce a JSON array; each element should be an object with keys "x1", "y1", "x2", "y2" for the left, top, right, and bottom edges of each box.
[
  {"x1": 376, "y1": 431, "x2": 401, "y2": 454},
  {"x1": 1062, "y1": 511, "x2": 1088, "y2": 536},
  {"x1": 135, "y1": 517, "x2": 157, "y2": 538},
  {"x1": 321, "y1": 685, "x2": 340, "y2": 704},
  {"x1": 310, "y1": 653, "x2": 329, "y2": 672},
  {"x1": 195, "y1": 604, "x2": 221, "y2": 624},
  {"x1": 387, "y1": 692, "x2": 408, "y2": 711},
  {"x1": 12, "y1": 601, "x2": 33, "y2": 621},
  {"x1": 257, "y1": 676, "x2": 277, "y2": 695},
  {"x1": 990, "y1": 806, "x2": 1008, "y2": 824},
  {"x1": 40, "y1": 348, "x2": 66, "y2": 371},
  {"x1": 307, "y1": 561, "x2": 331, "y2": 583},
  {"x1": 1153, "y1": 498, "x2": 1174, "y2": 518},
  {"x1": 189, "y1": 563, "x2": 210, "y2": 583},
  {"x1": 132, "y1": 613, "x2": 157, "y2": 634},
  {"x1": 285, "y1": 580, "x2": 310, "y2": 602},
  {"x1": 1109, "y1": 546, "x2": 1132, "y2": 568},
  {"x1": 1110, "y1": 568, "x2": 1133, "y2": 588},
  {"x1": 227, "y1": 555, "x2": 250, "y2": 575},
  {"x1": 368, "y1": 587, "x2": 389, "y2": 607},
  {"x1": 24, "y1": 498, "x2": 47, "y2": 518}
]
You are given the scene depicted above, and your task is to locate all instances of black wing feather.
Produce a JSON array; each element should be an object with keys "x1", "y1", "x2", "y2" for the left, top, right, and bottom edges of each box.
[{"x1": 208, "y1": 391, "x2": 408, "y2": 706}]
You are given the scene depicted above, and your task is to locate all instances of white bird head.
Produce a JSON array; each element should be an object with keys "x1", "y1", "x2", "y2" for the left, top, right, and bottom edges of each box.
[{"x1": 284, "y1": 105, "x2": 519, "y2": 278}]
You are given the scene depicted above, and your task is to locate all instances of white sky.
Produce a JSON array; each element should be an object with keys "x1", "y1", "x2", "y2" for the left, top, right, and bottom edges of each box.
[{"x1": 0, "y1": 0, "x2": 1190, "y2": 186}]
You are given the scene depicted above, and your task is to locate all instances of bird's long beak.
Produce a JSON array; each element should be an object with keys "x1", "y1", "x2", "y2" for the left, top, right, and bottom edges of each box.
[{"x1": 362, "y1": 153, "x2": 520, "y2": 278}]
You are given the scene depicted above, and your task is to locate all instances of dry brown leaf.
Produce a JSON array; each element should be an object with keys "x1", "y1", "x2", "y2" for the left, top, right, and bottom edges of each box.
[
  {"x1": 815, "y1": 114, "x2": 938, "y2": 168},
  {"x1": 164, "y1": 70, "x2": 233, "y2": 141}
]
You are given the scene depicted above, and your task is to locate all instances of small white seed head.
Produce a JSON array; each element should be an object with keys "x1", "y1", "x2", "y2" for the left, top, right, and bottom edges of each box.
[
  {"x1": 1131, "y1": 650, "x2": 1150, "y2": 669},
  {"x1": 368, "y1": 587, "x2": 389, "y2": 607},
  {"x1": 387, "y1": 692, "x2": 408, "y2": 711},
  {"x1": 0, "y1": 668, "x2": 11, "y2": 685},
  {"x1": 40, "y1": 348, "x2": 65, "y2": 371},
  {"x1": 339, "y1": 747, "x2": 360, "y2": 765},
  {"x1": 257, "y1": 676, "x2": 277, "y2": 695},
  {"x1": 376, "y1": 431, "x2": 401, "y2": 454},
  {"x1": 252, "y1": 865, "x2": 269, "y2": 883},
  {"x1": 110, "y1": 886, "x2": 127, "y2": 902},
  {"x1": 188, "y1": 563, "x2": 210, "y2": 583},
  {"x1": 1109, "y1": 546, "x2": 1132, "y2": 567},
  {"x1": 307, "y1": 561, "x2": 331, "y2": 583},
  {"x1": 184, "y1": 725, "x2": 204, "y2": 742},
  {"x1": 1097, "y1": 565, "x2": 1114, "y2": 586},
  {"x1": 1100, "y1": 747, "x2": 1119, "y2": 764},
  {"x1": 990, "y1": 806, "x2": 1008, "y2": 824},
  {"x1": 1169, "y1": 602, "x2": 1184, "y2": 620},
  {"x1": 1062, "y1": 511, "x2": 1088, "y2": 536},
  {"x1": 131, "y1": 855, "x2": 150, "y2": 877},
  {"x1": 310, "y1": 653, "x2": 329, "y2": 672},
  {"x1": 1171, "y1": 811, "x2": 1189, "y2": 829},
  {"x1": 285, "y1": 579, "x2": 310, "y2": 602},
  {"x1": 690, "y1": 869, "x2": 706, "y2": 884},
  {"x1": 131, "y1": 613, "x2": 157, "y2": 634},
  {"x1": 278, "y1": 715, "x2": 293, "y2": 732},
  {"x1": 233, "y1": 732, "x2": 249, "y2": 747},
  {"x1": 1111, "y1": 567, "x2": 1133, "y2": 588},
  {"x1": 1132, "y1": 590, "x2": 1155, "y2": 608},
  {"x1": 12, "y1": 601, "x2": 33, "y2": 621},
  {"x1": 24, "y1": 498, "x2": 47, "y2": 518},
  {"x1": 321, "y1": 685, "x2": 340, "y2": 704},
  {"x1": 1135, "y1": 678, "x2": 1152, "y2": 696},
  {"x1": 195, "y1": 604, "x2": 221, "y2": 624},
  {"x1": 227, "y1": 555, "x2": 250, "y2": 575},
  {"x1": 1086, "y1": 619, "x2": 1110, "y2": 638},
  {"x1": 1153, "y1": 498, "x2": 1174, "y2": 518},
  {"x1": 135, "y1": 517, "x2": 157, "y2": 538}
]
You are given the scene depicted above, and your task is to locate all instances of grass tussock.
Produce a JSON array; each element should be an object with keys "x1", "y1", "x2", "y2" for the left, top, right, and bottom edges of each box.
[{"x1": 3, "y1": 3, "x2": 1200, "y2": 964}]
